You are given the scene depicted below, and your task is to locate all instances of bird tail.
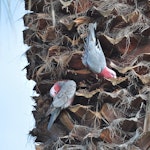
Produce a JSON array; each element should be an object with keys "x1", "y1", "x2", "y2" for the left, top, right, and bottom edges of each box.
[
  {"x1": 87, "y1": 23, "x2": 103, "y2": 51},
  {"x1": 87, "y1": 23, "x2": 97, "y2": 44},
  {"x1": 47, "y1": 108, "x2": 61, "y2": 130},
  {"x1": 82, "y1": 23, "x2": 97, "y2": 66}
]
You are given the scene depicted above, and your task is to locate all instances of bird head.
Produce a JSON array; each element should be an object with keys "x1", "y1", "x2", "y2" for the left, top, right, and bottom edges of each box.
[
  {"x1": 50, "y1": 83, "x2": 61, "y2": 97},
  {"x1": 99, "y1": 66, "x2": 117, "y2": 79}
]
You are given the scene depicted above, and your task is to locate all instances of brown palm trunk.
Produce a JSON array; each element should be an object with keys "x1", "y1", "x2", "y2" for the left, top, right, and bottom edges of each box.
[{"x1": 23, "y1": 0, "x2": 150, "y2": 149}]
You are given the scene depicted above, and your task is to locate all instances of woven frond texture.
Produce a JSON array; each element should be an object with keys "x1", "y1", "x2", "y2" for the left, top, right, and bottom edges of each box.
[{"x1": 24, "y1": 0, "x2": 150, "y2": 149}]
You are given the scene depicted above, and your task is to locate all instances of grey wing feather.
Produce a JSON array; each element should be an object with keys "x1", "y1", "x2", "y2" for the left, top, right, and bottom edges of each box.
[
  {"x1": 47, "y1": 108, "x2": 61, "y2": 130},
  {"x1": 52, "y1": 80, "x2": 76, "y2": 108},
  {"x1": 82, "y1": 23, "x2": 107, "y2": 73}
]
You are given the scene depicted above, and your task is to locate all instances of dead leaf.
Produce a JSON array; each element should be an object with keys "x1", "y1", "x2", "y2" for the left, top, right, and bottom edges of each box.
[
  {"x1": 60, "y1": 0, "x2": 73, "y2": 12},
  {"x1": 107, "y1": 77, "x2": 128, "y2": 86},
  {"x1": 60, "y1": 111, "x2": 74, "y2": 131},
  {"x1": 76, "y1": 89, "x2": 102, "y2": 98},
  {"x1": 135, "y1": 131, "x2": 150, "y2": 150},
  {"x1": 69, "y1": 104, "x2": 102, "y2": 127},
  {"x1": 101, "y1": 103, "x2": 125, "y2": 123},
  {"x1": 74, "y1": 16, "x2": 90, "y2": 26}
]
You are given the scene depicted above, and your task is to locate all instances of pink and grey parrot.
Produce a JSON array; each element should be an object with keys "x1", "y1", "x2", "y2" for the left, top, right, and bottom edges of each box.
[
  {"x1": 46, "y1": 80, "x2": 76, "y2": 130},
  {"x1": 82, "y1": 23, "x2": 116, "y2": 79}
]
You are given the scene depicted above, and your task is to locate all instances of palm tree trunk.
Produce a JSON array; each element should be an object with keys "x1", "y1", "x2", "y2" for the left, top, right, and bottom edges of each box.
[{"x1": 23, "y1": 0, "x2": 150, "y2": 149}]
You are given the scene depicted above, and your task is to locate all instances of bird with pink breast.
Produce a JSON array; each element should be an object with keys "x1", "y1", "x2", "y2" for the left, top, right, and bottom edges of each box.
[{"x1": 82, "y1": 23, "x2": 116, "y2": 79}]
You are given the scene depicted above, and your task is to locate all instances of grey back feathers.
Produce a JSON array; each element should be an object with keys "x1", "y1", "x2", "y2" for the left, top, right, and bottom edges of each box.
[
  {"x1": 82, "y1": 23, "x2": 106, "y2": 73},
  {"x1": 52, "y1": 80, "x2": 76, "y2": 108}
]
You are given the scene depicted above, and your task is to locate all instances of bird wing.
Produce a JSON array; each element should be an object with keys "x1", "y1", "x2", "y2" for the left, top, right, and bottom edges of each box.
[
  {"x1": 52, "y1": 80, "x2": 76, "y2": 108},
  {"x1": 85, "y1": 40, "x2": 106, "y2": 73}
]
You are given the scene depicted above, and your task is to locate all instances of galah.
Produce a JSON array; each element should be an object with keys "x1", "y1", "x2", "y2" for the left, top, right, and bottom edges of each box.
[
  {"x1": 82, "y1": 23, "x2": 117, "y2": 79},
  {"x1": 46, "y1": 80, "x2": 76, "y2": 130}
]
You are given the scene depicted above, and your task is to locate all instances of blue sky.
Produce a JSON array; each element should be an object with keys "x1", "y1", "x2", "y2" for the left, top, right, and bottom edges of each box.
[{"x1": 0, "y1": 0, "x2": 36, "y2": 149}]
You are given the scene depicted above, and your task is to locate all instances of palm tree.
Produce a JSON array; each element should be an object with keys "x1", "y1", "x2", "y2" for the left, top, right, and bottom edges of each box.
[{"x1": 24, "y1": 0, "x2": 150, "y2": 149}]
